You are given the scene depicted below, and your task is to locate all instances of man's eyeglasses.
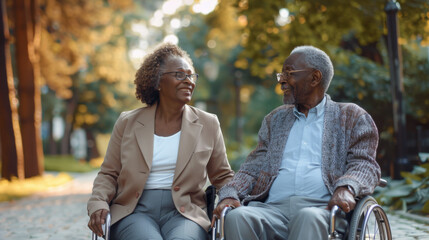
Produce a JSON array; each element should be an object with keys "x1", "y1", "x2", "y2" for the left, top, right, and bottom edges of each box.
[
  {"x1": 162, "y1": 71, "x2": 198, "y2": 82},
  {"x1": 276, "y1": 69, "x2": 313, "y2": 82}
]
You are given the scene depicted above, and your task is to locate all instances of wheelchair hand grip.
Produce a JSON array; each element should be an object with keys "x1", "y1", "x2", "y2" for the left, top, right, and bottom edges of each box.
[
  {"x1": 212, "y1": 206, "x2": 233, "y2": 240},
  {"x1": 329, "y1": 205, "x2": 342, "y2": 240},
  {"x1": 91, "y1": 213, "x2": 111, "y2": 240},
  {"x1": 378, "y1": 178, "x2": 387, "y2": 188}
]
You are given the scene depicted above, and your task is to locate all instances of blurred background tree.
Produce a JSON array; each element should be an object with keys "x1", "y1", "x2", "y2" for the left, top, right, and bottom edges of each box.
[
  {"x1": 207, "y1": 0, "x2": 429, "y2": 176},
  {"x1": 1, "y1": 0, "x2": 428, "y2": 180}
]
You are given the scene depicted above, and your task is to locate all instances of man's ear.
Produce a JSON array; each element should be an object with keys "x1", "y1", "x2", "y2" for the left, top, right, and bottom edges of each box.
[{"x1": 311, "y1": 70, "x2": 322, "y2": 87}]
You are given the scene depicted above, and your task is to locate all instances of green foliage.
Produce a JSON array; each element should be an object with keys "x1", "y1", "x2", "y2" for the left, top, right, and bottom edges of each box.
[
  {"x1": 234, "y1": 0, "x2": 428, "y2": 77},
  {"x1": 402, "y1": 45, "x2": 429, "y2": 124},
  {"x1": 226, "y1": 135, "x2": 258, "y2": 171},
  {"x1": 44, "y1": 155, "x2": 97, "y2": 172},
  {"x1": 374, "y1": 163, "x2": 429, "y2": 214}
]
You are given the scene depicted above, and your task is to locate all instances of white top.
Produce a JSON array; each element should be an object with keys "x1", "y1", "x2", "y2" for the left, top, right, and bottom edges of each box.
[
  {"x1": 266, "y1": 96, "x2": 331, "y2": 203},
  {"x1": 144, "y1": 131, "x2": 181, "y2": 189}
]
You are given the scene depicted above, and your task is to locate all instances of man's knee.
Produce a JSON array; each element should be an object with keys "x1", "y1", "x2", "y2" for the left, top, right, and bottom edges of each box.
[
  {"x1": 289, "y1": 207, "x2": 329, "y2": 237},
  {"x1": 225, "y1": 207, "x2": 252, "y2": 225},
  {"x1": 295, "y1": 207, "x2": 327, "y2": 223},
  {"x1": 224, "y1": 207, "x2": 260, "y2": 239}
]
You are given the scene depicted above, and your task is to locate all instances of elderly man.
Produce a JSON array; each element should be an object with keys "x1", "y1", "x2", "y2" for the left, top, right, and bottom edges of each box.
[{"x1": 213, "y1": 46, "x2": 381, "y2": 239}]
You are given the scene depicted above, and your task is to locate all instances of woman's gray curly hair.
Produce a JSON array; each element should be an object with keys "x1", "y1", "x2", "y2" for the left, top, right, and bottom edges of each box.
[{"x1": 134, "y1": 42, "x2": 193, "y2": 106}]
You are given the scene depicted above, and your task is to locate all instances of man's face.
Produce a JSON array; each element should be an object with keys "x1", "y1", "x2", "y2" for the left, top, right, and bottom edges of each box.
[{"x1": 279, "y1": 53, "x2": 313, "y2": 105}]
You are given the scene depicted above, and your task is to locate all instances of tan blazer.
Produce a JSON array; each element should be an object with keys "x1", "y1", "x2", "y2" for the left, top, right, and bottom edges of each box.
[{"x1": 87, "y1": 103, "x2": 234, "y2": 231}]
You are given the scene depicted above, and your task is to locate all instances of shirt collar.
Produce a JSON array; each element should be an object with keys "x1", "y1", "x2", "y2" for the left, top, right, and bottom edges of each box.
[
  {"x1": 314, "y1": 95, "x2": 326, "y2": 117},
  {"x1": 293, "y1": 95, "x2": 327, "y2": 118}
]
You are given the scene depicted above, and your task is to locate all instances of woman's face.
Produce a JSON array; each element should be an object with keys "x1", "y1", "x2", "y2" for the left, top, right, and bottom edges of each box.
[{"x1": 158, "y1": 55, "x2": 196, "y2": 105}]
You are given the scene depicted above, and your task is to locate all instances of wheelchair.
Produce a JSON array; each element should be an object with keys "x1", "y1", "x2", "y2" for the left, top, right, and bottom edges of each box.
[{"x1": 212, "y1": 179, "x2": 392, "y2": 240}]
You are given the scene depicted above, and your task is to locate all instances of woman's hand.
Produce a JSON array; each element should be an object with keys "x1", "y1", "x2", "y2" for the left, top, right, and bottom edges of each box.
[
  {"x1": 88, "y1": 209, "x2": 109, "y2": 237},
  {"x1": 211, "y1": 198, "x2": 241, "y2": 226},
  {"x1": 327, "y1": 186, "x2": 356, "y2": 213}
]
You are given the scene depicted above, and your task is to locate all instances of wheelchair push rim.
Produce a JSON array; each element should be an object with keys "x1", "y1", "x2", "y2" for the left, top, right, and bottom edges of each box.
[{"x1": 348, "y1": 196, "x2": 392, "y2": 240}]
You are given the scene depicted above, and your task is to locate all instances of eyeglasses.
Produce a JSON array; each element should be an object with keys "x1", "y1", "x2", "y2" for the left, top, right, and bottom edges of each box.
[
  {"x1": 162, "y1": 71, "x2": 198, "y2": 82},
  {"x1": 276, "y1": 69, "x2": 313, "y2": 82}
]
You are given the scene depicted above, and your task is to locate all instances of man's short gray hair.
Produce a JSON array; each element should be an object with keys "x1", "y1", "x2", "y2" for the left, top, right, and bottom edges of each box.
[{"x1": 291, "y1": 46, "x2": 334, "y2": 92}]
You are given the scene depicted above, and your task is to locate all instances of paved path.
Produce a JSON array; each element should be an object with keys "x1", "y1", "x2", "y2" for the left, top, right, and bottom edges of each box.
[
  {"x1": 0, "y1": 171, "x2": 428, "y2": 239},
  {"x1": 0, "y1": 171, "x2": 96, "y2": 240}
]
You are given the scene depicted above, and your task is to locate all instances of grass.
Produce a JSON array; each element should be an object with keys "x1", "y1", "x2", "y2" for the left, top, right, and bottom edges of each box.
[
  {"x1": 0, "y1": 172, "x2": 73, "y2": 201},
  {"x1": 0, "y1": 155, "x2": 103, "y2": 202},
  {"x1": 44, "y1": 155, "x2": 102, "y2": 172}
]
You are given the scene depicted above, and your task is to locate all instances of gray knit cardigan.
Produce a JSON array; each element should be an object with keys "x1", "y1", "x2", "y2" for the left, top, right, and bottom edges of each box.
[{"x1": 218, "y1": 95, "x2": 381, "y2": 205}]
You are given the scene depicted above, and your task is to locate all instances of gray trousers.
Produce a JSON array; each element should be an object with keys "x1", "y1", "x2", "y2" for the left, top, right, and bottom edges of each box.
[
  {"x1": 224, "y1": 196, "x2": 347, "y2": 240},
  {"x1": 111, "y1": 189, "x2": 207, "y2": 240}
]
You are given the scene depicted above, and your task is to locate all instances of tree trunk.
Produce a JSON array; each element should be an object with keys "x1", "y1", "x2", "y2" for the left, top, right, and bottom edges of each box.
[
  {"x1": 0, "y1": 0, "x2": 24, "y2": 180},
  {"x1": 85, "y1": 128, "x2": 100, "y2": 162},
  {"x1": 14, "y1": 0, "x2": 44, "y2": 178},
  {"x1": 48, "y1": 114, "x2": 57, "y2": 155},
  {"x1": 60, "y1": 92, "x2": 78, "y2": 155}
]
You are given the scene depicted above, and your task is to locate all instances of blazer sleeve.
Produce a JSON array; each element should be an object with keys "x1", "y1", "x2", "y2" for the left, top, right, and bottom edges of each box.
[
  {"x1": 206, "y1": 115, "x2": 234, "y2": 190},
  {"x1": 87, "y1": 112, "x2": 126, "y2": 217}
]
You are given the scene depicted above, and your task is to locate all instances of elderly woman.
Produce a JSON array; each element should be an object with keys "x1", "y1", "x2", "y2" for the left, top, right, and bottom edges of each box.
[{"x1": 87, "y1": 43, "x2": 234, "y2": 240}]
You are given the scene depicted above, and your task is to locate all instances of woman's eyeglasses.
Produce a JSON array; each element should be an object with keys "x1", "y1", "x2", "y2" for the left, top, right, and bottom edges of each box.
[{"x1": 162, "y1": 72, "x2": 198, "y2": 82}]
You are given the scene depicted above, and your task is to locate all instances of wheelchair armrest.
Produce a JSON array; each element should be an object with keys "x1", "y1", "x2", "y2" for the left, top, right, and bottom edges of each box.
[
  {"x1": 212, "y1": 206, "x2": 233, "y2": 240},
  {"x1": 206, "y1": 185, "x2": 217, "y2": 220},
  {"x1": 378, "y1": 178, "x2": 387, "y2": 188},
  {"x1": 91, "y1": 212, "x2": 111, "y2": 240}
]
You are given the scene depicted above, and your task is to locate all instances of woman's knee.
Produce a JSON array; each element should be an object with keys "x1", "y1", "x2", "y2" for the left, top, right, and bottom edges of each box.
[{"x1": 111, "y1": 213, "x2": 162, "y2": 240}]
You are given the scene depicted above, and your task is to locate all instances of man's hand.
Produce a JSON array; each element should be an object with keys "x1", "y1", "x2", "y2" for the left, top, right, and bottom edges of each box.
[
  {"x1": 327, "y1": 186, "x2": 356, "y2": 213},
  {"x1": 211, "y1": 198, "x2": 241, "y2": 226},
  {"x1": 88, "y1": 209, "x2": 109, "y2": 237}
]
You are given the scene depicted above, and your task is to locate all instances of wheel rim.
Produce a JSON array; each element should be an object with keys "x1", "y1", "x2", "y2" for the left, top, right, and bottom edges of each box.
[
  {"x1": 357, "y1": 205, "x2": 390, "y2": 240},
  {"x1": 349, "y1": 196, "x2": 392, "y2": 240}
]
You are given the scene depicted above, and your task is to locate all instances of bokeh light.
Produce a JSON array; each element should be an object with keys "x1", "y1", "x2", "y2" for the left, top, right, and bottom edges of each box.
[
  {"x1": 162, "y1": 0, "x2": 183, "y2": 15},
  {"x1": 276, "y1": 8, "x2": 291, "y2": 26},
  {"x1": 163, "y1": 34, "x2": 179, "y2": 44},
  {"x1": 170, "y1": 18, "x2": 181, "y2": 29},
  {"x1": 192, "y1": 0, "x2": 218, "y2": 15}
]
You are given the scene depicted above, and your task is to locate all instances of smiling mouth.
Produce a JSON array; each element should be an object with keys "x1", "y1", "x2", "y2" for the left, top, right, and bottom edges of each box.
[
  {"x1": 282, "y1": 87, "x2": 292, "y2": 94},
  {"x1": 180, "y1": 88, "x2": 192, "y2": 94}
]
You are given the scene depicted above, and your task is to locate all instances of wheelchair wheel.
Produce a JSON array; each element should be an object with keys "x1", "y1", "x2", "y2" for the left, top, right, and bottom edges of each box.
[{"x1": 348, "y1": 196, "x2": 392, "y2": 240}]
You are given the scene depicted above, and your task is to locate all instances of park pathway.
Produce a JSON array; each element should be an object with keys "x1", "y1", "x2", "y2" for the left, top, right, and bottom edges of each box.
[{"x1": 0, "y1": 170, "x2": 428, "y2": 239}]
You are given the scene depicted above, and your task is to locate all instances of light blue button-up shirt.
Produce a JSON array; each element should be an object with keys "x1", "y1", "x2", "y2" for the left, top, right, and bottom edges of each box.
[{"x1": 266, "y1": 96, "x2": 331, "y2": 203}]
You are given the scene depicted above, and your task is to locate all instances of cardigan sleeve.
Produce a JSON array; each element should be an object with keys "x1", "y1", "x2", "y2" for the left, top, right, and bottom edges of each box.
[
  {"x1": 218, "y1": 115, "x2": 271, "y2": 202},
  {"x1": 334, "y1": 111, "x2": 381, "y2": 197}
]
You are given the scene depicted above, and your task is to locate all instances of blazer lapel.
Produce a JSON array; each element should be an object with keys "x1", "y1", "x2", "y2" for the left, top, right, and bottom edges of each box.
[
  {"x1": 135, "y1": 103, "x2": 156, "y2": 170},
  {"x1": 174, "y1": 105, "x2": 202, "y2": 181}
]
